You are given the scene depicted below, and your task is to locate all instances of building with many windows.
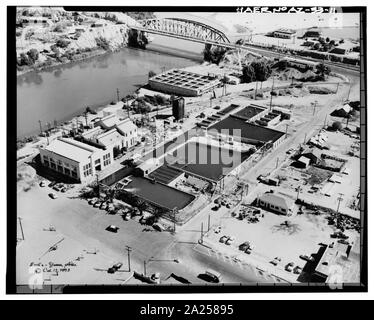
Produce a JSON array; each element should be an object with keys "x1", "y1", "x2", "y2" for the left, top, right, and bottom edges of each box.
[{"x1": 39, "y1": 138, "x2": 113, "y2": 182}]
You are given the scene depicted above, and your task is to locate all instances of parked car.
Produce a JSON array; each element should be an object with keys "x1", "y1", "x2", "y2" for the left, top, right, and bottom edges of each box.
[
  {"x1": 94, "y1": 200, "x2": 101, "y2": 208},
  {"x1": 100, "y1": 202, "x2": 108, "y2": 210},
  {"x1": 106, "y1": 225, "x2": 119, "y2": 233},
  {"x1": 285, "y1": 262, "x2": 295, "y2": 272},
  {"x1": 39, "y1": 181, "x2": 47, "y2": 187},
  {"x1": 153, "y1": 223, "x2": 165, "y2": 232},
  {"x1": 219, "y1": 235, "x2": 228, "y2": 243},
  {"x1": 61, "y1": 187, "x2": 67, "y2": 193},
  {"x1": 225, "y1": 236, "x2": 235, "y2": 245},
  {"x1": 48, "y1": 193, "x2": 58, "y2": 199},
  {"x1": 293, "y1": 266, "x2": 302, "y2": 274},
  {"x1": 239, "y1": 241, "x2": 250, "y2": 251},
  {"x1": 88, "y1": 198, "x2": 97, "y2": 205},
  {"x1": 150, "y1": 272, "x2": 161, "y2": 284},
  {"x1": 270, "y1": 258, "x2": 279, "y2": 266},
  {"x1": 214, "y1": 226, "x2": 222, "y2": 234},
  {"x1": 299, "y1": 254, "x2": 315, "y2": 262},
  {"x1": 108, "y1": 262, "x2": 123, "y2": 274},
  {"x1": 244, "y1": 247, "x2": 252, "y2": 254}
]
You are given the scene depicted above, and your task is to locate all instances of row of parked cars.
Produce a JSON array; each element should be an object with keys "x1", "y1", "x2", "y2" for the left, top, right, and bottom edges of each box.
[
  {"x1": 40, "y1": 180, "x2": 73, "y2": 199},
  {"x1": 88, "y1": 198, "x2": 114, "y2": 211},
  {"x1": 211, "y1": 197, "x2": 233, "y2": 211}
]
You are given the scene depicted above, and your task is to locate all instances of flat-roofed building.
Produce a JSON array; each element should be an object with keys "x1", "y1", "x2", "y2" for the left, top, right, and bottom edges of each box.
[
  {"x1": 90, "y1": 116, "x2": 138, "y2": 151},
  {"x1": 314, "y1": 238, "x2": 360, "y2": 283},
  {"x1": 39, "y1": 138, "x2": 113, "y2": 182},
  {"x1": 273, "y1": 28, "x2": 296, "y2": 39},
  {"x1": 232, "y1": 104, "x2": 267, "y2": 122},
  {"x1": 257, "y1": 193, "x2": 295, "y2": 215},
  {"x1": 149, "y1": 69, "x2": 221, "y2": 97},
  {"x1": 208, "y1": 116, "x2": 285, "y2": 148}
]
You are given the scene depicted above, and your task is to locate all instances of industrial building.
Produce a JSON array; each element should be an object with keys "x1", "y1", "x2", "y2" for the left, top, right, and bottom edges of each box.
[
  {"x1": 257, "y1": 193, "x2": 295, "y2": 215},
  {"x1": 172, "y1": 96, "x2": 185, "y2": 121},
  {"x1": 208, "y1": 116, "x2": 285, "y2": 147},
  {"x1": 148, "y1": 69, "x2": 221, "y2": 97},
  {"x1": 272, "y1": 28, "x2": 296, "y2": 39},
  {"x1": 231, "y1": 104, "x2": 267, "y2": 122},
  {"x1": 88, "y1": 115, "x2": 138, "y2": 151},
  {"x1": 39, "y1": 138, "x2": 113, "y2": 182}
]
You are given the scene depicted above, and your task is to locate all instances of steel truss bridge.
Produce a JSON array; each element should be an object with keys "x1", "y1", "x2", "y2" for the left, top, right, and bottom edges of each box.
[{"x1": 133, "y1": 18, "x2": 233, "y2": 46}]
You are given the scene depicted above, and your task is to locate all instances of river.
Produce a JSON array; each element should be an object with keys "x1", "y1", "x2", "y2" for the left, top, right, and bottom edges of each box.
[{"x1": 16, "y1": 36, "x2": 204, "y2": 138}]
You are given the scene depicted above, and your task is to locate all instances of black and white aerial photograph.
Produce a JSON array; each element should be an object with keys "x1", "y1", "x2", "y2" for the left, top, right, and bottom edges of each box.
[{"x1": 6, "y1": 2, "x2": 370, "y2": 302}]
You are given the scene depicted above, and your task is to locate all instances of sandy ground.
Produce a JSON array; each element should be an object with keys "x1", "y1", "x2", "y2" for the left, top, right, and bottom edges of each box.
[
  {"x1": 204, "y1": 209, "x2": 334, "y2": 282},
  {"x1": 16, "y1": 184, "x2": 175, "y2": 286}
]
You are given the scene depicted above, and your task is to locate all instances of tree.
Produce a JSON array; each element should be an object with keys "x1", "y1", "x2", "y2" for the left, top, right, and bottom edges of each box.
[
  {"x1": 148, "y1": 70, "x2": 156, "y2": 78},
  {"x1": 331, "y1": 121, "x2": 342, "y2": 131},
  {"x1": 251, "y1": 60, "x2": 272, "y2": 82},
  {"x1": 136, "y1": 199, "x2": 148, "y2": 214},
  {"x1": 315, "y1": 63, "x2": 331, "y2": 80},
  {"x1": 19, "y1": 53, "x2": 33, "y2": 66},
  {"x1": 242, "y1": 64, "x2": 256, "y2": 83},
  {"x1": 56, "y1": 39, "x2": 71, "y2": 48},
  {"x1": 313, "y1": 43, "x2": 321, "y2": 50},
  {"x1": 203, "y1": 44, "x2": 227, "y2": 65}
]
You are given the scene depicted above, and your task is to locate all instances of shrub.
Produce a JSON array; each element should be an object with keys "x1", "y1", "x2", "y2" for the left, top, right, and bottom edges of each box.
[
  {"x1": 56, "y1": 39, "x2": 70, "y2": 48},
  {"x1": 95, "y1": 37, "x2": 110, "y2": 50},
  {"x1": 331, "y1": 121, "x2": 342, "y2": 131}
]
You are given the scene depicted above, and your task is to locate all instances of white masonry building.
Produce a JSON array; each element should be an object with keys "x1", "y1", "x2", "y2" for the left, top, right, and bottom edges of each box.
[{"x1": 39, "y1": 138, "x2": 113, "y2": 182}]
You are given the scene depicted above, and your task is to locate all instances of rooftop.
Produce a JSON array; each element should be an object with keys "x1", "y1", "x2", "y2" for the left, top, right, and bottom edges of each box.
[
  {"x1": 116, "y1": 118, "x2": 137, "y2": 134},
  {"x1": 274, "y1": 28, "x2": 296, "y2": 34},
  {"x1": 123, "y1": 176, "x2": 195, "y2": 211},
  {"x1": 149, "y1": 69, "x2": 220, "y2": 95},
  {"x1": 96, "y1": 114, "x2": 120, "y2": 129},
  {"x1": 96, "y1": 128, "x2": 123, "y2": 146},
  {"x1": 259, "y1": 193, "x2": 295, "y2": 210},
  {"x1": 232, "y1": 104, "x2": 266, "y2": 120},
  {"x1": 314, "y1": 242, "x2": 360, "y2": 283},
  {"x1": 209, "y1": 116, "x2": 285, "y2": 144},
  {"x1": 44, "y1": 138, "x2": 101, "y2": 163}
]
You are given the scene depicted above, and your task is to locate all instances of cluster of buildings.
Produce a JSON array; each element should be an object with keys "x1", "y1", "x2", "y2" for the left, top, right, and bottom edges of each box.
[{"x1": 40, "y1": 113, "x2": 138, "y2": 183}]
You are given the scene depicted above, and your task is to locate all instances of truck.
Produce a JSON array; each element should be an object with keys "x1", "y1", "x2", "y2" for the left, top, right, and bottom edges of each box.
[{"x1": 204, "y1": 269, "x2": 222, "y2": 283}]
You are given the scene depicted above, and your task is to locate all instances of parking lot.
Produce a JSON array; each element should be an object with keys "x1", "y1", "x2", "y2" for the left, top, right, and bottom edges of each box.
[
  {"x1": 204, "y1": 206, "x2": 340, "y2": 282},
  {"x1": 17, "y1": 183, "x2": 177, "y2": 285}
]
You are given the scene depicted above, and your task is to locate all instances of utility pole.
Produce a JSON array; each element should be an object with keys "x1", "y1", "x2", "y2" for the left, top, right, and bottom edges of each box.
[
  {"x1": 38, "y1": 120, "x2": 43, "y2": 135},
  {"x1": 173, "y1": 207, "x2": 177, "y2": 233},
  {"x1": 125, "y1": 245, "x2": 132, "y2": 272},
  {"x1": 276, "y1": 157, "x2": 279, "y2": 168},
  {"x1": 116, "y1": 88, "x2": 120, "y2": 103},
  {"x1": 84, "y1": 111, "x2": 88, "y2": 127},
  {"x1": 254, "y1": 81, "x2": 258, "y2": 100},
  {"x1": 335, "y1": 82, "x2": 340, "y2": 94},
  {"x1": 304, "y1": 132, "x2": 307, "y2": 144},
  {"x1": 323, "y1": 114, "x2": 328, "y2": 128},
  {"x1": 269, "y1": 75, "x2": 275, "y2": 110},
  {"x1": 200, "y1": 222, "x2": 204, "y2": 243},
  {"x1": 296, "y1": 186, "x2": 301, "y2": 200},
  {"x1": 346, "y1": 115, "x2": 350, "y2": 128},
  {"x1": 312, "y1": 101, "x2": 317, "y2": 116},
  {"x1": 96, "y1": 174, "x2": 100, "y2": 197},
  {"x1": 337, "y1": 193, "x2": 344, "y2": 214},
  {"x1": 285, "y1": 124, "x2": 289, "y2": 138},
  {"x1": 143, "y1": 260, "x2": 147, "y2": 276},
  {"x1": 208, "y1": 214, "x2": 211, "y2": 231},
  {"x1": 347, "y1": 83, "x2": 352, "y2": 101},
  {"x1": 18, "y1": 217, "x2": 24, "y2": 241}
]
